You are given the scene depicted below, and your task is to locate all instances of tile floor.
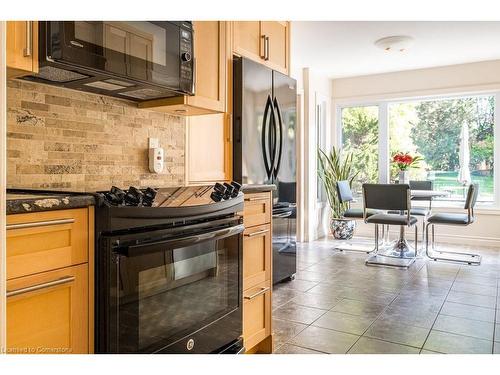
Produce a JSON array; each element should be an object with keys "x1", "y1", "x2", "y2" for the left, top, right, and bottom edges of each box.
[{"x1": 272, "y1": 238, "x2": 500, "y2": 354}]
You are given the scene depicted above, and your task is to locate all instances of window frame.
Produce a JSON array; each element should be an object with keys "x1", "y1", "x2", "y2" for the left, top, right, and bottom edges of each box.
[{"x1": 335, "y1": 91, "x2": 500, "y2": 209}]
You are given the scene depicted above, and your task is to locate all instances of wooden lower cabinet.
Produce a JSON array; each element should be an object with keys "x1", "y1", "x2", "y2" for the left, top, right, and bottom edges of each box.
[
  {"x1": 5, "y1": 207, "x2": 94, "y2": 354},
  {"x1": 242, "y1": 280, "x2": 272, "y2": 353},
  {"x1": 242, "y1": 191, "x2": 273, "y2": 353},
  {"x1": 243, "y1": 192, "x2": 271, "y2": 228},
  {"x1": 6, "y1": 264, "x2": 88, "y2": 354},
  {"x1": 243, "y1": 224, "x2": 271, "y2": 291},
  {"x1": 6, "y1": 208, "x2": 89, "y2": 280}
]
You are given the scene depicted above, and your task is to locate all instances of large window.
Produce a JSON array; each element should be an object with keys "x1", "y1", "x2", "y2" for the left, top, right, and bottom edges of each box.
[
  {"x1": 389, "y1": 95, "x2": 494, "y2": 203},
  {"x1": 341, "y1": 106, "x2": 379, "y2": 194},
  {"x1": 339, "y1": 93, "x2": 497, "y2": 206}
]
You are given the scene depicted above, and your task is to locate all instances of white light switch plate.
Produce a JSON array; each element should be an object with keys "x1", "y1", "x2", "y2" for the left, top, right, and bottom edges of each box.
[{"x1": 149, "y1": 137, "x2": 159, "y2": 149}]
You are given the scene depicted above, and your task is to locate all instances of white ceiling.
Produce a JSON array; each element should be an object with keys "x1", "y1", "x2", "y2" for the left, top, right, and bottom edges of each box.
[{"x1": 291, "y1": 21, "x2": 500, "y2": 79}]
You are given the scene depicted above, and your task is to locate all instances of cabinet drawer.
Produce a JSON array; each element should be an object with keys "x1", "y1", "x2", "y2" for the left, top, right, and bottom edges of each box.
[
  {"x1": 243, "y1": 224, "x2": 271, "y2": 290},
  {"x1": 243, "y1": 192, "x2": 271, "y2": 228},
  {"x1": 6, "y1": 263, "x2": 89, "y2": 354},
  {"x1": 242, "y1": 280, "x2": 271, "y2": 351},
  {"x1": 7, "y1": 208, "x2": 89, "y2": 280}
]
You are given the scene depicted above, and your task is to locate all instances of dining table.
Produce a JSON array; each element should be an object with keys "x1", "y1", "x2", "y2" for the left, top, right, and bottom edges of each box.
[{"x1": 365, "y1": 189, "x2": 449, "y2": 268}]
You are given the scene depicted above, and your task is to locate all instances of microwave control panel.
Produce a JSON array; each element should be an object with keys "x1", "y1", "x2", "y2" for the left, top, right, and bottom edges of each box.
[{"x1": 180, "y1": 25, "x2": 194, "y2": 95}]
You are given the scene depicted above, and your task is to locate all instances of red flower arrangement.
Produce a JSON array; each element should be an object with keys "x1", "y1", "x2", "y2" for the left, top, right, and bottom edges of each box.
[{"x1": 392, "y1": 152, "x2": 422, "y2": 171}]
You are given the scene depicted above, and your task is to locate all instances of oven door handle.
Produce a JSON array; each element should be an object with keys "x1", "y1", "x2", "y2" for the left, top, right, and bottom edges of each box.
[{"x1": 118, "y1": 224, "x2": 245, "y2": 257}]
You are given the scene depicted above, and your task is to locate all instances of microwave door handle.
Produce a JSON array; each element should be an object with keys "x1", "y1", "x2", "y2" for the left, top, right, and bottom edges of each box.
[
  {"x1": 191, "y1": 56, "x2": 196, "y2": 94},
  {"x1": 119, "y1": 224, "x2": 244, "y2": 257}
]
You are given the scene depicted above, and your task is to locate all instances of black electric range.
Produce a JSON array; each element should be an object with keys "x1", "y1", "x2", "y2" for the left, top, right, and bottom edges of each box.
[{"x1": 94, "y1": 182, "x2": 245, "y2": 354}]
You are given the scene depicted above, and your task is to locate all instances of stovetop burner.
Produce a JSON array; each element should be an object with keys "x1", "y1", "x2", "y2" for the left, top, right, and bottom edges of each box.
[{"x1": 99, "y1": 181, "x2": 242, "y2": 208}]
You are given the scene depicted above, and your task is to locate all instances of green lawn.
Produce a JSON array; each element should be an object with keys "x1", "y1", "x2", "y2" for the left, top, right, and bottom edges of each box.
[{"x1": 429, "y1": 171, "x2": 494, "y2": 202}]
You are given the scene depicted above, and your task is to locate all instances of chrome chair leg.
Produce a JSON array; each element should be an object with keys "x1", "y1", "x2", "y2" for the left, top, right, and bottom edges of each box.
[
  {"x1": 415, "y1": 225, "x2": 418, "y2": 256},
  {"x1": 425, "y1": 223, "x2": 481, "y2": 265},
  {"x1": 335, "y1": 223, "x2": 379, "y2": 254},
  {"x1": 365, "y1": 224, "x2": 417, "y2": 269}
]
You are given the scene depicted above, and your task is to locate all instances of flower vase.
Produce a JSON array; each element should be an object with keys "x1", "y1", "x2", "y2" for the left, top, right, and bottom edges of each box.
[
  {"x1": 330, "y1": 218, "x2": 356, "y2": 240},
  {"x1": 398, "y1": 170, "x2": 410, "y2": 184}
]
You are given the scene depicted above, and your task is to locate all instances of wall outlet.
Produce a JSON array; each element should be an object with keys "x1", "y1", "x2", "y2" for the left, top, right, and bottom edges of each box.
[{"x1": 149, "y1": 137, "x2": 159, "y2": 149}]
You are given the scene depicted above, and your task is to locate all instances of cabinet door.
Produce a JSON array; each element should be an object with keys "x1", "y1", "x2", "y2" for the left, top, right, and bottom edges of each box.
[
  {"x1": 242, "y1": 280, "x2": 271, "y2": 351},
  {"x1": 243, "y1": 224, "x2": 271, "y2": 291},
  {"x1": 186, "y1": 113, "x2": 231, "y2": 183},
  {"x1": 191, "y1": 21, "x2": 226, "y2": 112},
  {"x1": 260, "y1": 21, "x2": 289, "y2": 74},
  {"x1": 233, "y1": 21, "x2": 263, "y2": 62},
  {"x1": 6, "y1": 264, "x2": 89, "y2": 354},
  {"x1": 138, "y1": 21, "x2": 227, "y2": 115},
  {"x1": 6, "y1": 21, "x2": 38, "y2": 77},
  {"x1": 243, "y1": 192, "x2": 271, "y2": 228},
  {"x1": 6, "y1": 208, "x2": 89, "y2": 280}
]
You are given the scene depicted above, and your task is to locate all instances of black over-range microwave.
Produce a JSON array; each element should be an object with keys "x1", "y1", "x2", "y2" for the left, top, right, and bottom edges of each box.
[{"x1": 23, "y1": 21, "x2": 194, "y2": 101}]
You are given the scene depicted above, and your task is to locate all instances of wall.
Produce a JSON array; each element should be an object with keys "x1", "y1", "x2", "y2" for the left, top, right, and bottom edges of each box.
[
  {"x1": 332, "y1": 59, "x2": 500, "y2": 102},
  {"x1": 302, "y1": 68, "x2": 333, "y2": 241},
  {"x1": 6, "y1": 80, "x2": 185, "y2": 192},
  {"x1": 331, "y1": 59, "x2": 500, "y2": 247}
]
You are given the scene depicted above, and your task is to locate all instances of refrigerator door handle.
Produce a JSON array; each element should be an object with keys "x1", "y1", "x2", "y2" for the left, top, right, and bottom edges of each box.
[
  {"x1": 272, "y1": 97, "x2": 284, "y2": 179},
  {"x1": 261, "y1": 95, "x2": 274, "y2": 180}
]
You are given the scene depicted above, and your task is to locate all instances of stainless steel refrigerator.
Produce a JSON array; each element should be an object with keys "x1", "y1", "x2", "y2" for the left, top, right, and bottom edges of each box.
[{"x1": 233, "y1": 57, "x2": 297, "y2": 284}]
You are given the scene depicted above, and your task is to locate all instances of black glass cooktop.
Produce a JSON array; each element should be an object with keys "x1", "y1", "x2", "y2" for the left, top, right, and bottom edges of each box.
[
  {"x1": 153, "y1": 186, "x2": 220, "y2": 207},
  {"x1": 98, "y1": 182, "x2": 242, "y2": 207}
]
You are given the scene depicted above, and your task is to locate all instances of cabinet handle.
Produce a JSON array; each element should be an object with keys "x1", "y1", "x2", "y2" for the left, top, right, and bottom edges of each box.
[
  {"x1": 264, "y1": 36, "x2": 270, "y2": 61},
  {"x1": 23, "y1": 21, "x2": 32, "y2": 57},
  {"x1": 227, "y1": 113, "x2": 233, "y2": 143},
  {"x1": 244, "y1": 229, "x2": 269, "y2": 237},
  {"x1": 260, "y1": 35, "x2": 266, "y2": 59},
  {"x1": 244, "y1": 286, "x2": 270, "y2": 300},
  {"x1": 6, "y1": 218, "x2": 75, "y2": 230},
  {"x1": 244, "y1": 196, "x2": 268, "y2": 202},
  {"x1": 7, "y1": 276, "x2": 76, "y2": 298}
]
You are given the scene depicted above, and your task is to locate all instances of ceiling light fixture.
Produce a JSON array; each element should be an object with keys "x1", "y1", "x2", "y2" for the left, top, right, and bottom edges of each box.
[{"x1": 374, "y1": 35, "x2": 414, "y2": 53}]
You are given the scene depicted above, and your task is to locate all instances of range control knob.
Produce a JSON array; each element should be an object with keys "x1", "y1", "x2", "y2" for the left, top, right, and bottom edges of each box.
[{"x1": 181, "y1": 52, "x2": 192, "y2": 62}]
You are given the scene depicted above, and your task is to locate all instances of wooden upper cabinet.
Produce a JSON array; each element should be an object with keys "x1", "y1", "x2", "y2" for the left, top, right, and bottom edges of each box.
[
  {"x1": 140, "y1": 21, "x2": 227, "y2": 116},
  {"x1": 7, "y1": 21, "x2": 39, "y2": 78},
  {"x1": 260, "y1": 22, "x2": 289, "y2": 74},
  {"x1": 186, "y1": 112, "x2": 232, "y2": 183},
  {"x1": 233, "y1": 21, "x2": 289, "y2": 75},
  {"x1": 233, "y1": 21, "x2": 263, "y2": 62}
]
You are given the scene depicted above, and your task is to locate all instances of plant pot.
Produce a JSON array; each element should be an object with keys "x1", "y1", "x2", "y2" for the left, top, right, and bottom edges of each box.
[
  {"x1": 398, "y1": 170, "x2": 410, "y2": 184},
  {"x1": 330, "y1": 218, "x2": 356, "y2": 240}
]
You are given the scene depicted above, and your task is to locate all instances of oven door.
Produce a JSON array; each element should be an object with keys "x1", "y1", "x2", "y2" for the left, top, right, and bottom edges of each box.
[
  {"x1": 101, "y1": 222, "x2": 243, "y2": 354},
  {"x1": 46, "y1": 21, "x2": 190, "y2": 90}
]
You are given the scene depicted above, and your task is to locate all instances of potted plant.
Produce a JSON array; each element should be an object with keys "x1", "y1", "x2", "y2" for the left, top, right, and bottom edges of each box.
[
  {"x1": 392, "y1": 152, "x2": 422, "y2": 184},
  {"x1": 318, "y1": 146, "x2": 359, "y2": 240}
]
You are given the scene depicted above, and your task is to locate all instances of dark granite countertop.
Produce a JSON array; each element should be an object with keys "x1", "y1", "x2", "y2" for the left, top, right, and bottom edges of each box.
[
  {"x1": 7, "y1": 189, "x2": 96, "y2": 215},
  {"x1": 241, "y1": 184, "x2": 277, "y2": 193}
]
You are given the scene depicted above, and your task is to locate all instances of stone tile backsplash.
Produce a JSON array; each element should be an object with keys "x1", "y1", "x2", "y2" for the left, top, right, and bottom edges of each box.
[{"x1": 7, "y1": 79, "x2": 185, "y2": 191}]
